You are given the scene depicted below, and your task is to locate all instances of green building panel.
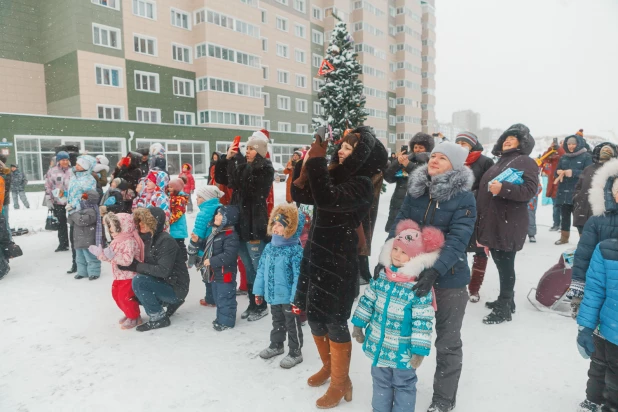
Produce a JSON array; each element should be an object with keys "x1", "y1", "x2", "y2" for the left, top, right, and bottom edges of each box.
[
  {"x1": 125, "y1": 60, "x2": 197, "y2": 124},
  {"x1": 0, "y1": 0, "x2": 41, "y2": 63},
  {"x1": 75, "y1": 0, "x2": 125, "y2": 59},
  {"x1": 263, "y1": 86, "x2": 313, "y2": 129},
  {"x1": 44, "y1": 52, "x2": 81, "y2": 116},
  {"x1": 39, "y1": 0, "x2": 79, "y2": 64}
]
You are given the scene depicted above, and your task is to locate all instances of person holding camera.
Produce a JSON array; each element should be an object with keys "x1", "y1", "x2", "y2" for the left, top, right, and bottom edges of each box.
[{"x1": 45, "y1": 151, "x2": 73, "y2": 253}]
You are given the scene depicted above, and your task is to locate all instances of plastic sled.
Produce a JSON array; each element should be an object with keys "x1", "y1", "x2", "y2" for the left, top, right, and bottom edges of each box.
[
  {"x1": 527, "y1": 249, "x2": 574, "y2": 317},
  {"x1": 11, "y1": 228, "x2": 29, "y2": 236}
]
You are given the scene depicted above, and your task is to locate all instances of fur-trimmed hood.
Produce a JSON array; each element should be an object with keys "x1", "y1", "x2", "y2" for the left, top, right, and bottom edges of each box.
[
  {"x1": 408, "y1": 165, "x2": 474, "y2": 202},
  {"x1": 409, "y1": 132, "x2": 435, "y2": 153},
  {"x1": 329, "y1": 126, "x2": 388, "y2": 179},
  {"x1": 104, "y1": 212, "x2": 137, "y2": 235},
  {"x1": 492, "y1": 123, "x2": 535, "y2": 157},
  {"x1": 267, "y1": 204, "x2": 304, "y2": 239},
  {"x1": 563, "y1": 133, "x2": 588, "y2": 154},
  {"x1": 378, "y1": 238, "x2": 440, "y2": 281},
  {"x1": 592, "y1": 142, "x2": 618, "y2": 164},
  {"x1": 589, "y1": 158, "x2": 618, "y2": 216},
  {"x1": 133, "y1": 207, "x2": 161, "y2": 235}
]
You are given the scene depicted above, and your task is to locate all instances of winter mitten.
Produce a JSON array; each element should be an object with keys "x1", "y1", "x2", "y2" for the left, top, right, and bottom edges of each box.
[
  {"x1": 103, "y1": 247, "x2": 115, "y2": 260},
  {"x1": 411, "y1": 355, "x2": 424, "y2": 369},
  {"x1": 576, "y1": 326, "x2": 596, "y2": 359},
  {"x1": 571, "y1": 296, "x2": 583, "y2": 320},
  {"x1": 88, "y1": 245, "x2": 103, "y2": 257},
  {"x1": 291, "y1": 304, "x2": 301, "y2": 315},
  {"x1": 352, "y1": 326, "x2": 365, "y2": 344},
  {"x1": 255, "y1": 296, "x2": 264, "y2": 306},
  {"x1": 373, "y1": 263, "x2": 385, "y2": 280},
  {"x1": 99, "y1": 205, "x2": 107, "y2": 215},
  {"x1": 567, "y1": 280, "x2": 585, "y2": 300},
  {"x1": 187, "y1": 254, "x2": 197, "y2": 269},
  {"x1": 117, "y1": 259, "x2": 139, "y2": 272},
  {"x1": 412, "y1": 268, "x2": 439, "y2": 297}
]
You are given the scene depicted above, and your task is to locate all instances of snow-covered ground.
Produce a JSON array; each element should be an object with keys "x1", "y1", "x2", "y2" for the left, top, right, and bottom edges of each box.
[{"x1": 0, "y1": 181, "x2": 589, "y2": 412}]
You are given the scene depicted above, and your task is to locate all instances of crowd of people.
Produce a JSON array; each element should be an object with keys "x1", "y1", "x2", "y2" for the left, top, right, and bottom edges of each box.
[{"x1": 1, "y1": 123, "x2": 616, "y2": 412}]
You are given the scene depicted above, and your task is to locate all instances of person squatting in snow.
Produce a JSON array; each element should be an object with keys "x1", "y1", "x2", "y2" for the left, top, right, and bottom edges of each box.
[
  {"x1": 188, "y1": 205, "x2": 240, "y2": 331},
  {"x1": 352, "y1": 220, "x2": 439, "y2": 412},
  {"x1": 254, "y1": 204, "x2": 305, "y2": 369},
  {"x1": 90, "y1": 213, "x2": 145, "y2": 330}
]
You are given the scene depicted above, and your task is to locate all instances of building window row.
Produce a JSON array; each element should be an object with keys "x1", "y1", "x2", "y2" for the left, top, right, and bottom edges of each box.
[
  {"x1": 366, "y1": 108, "x2": 387, "y2": 119},
  {"x1": 353, "y1": 21, "x2": 385, "y2": 37},
  {"x1": 422, "y1": 39, "x2": 435, "y2": 47},
  {"x1": 199, "y1": 111, "x2": 262, "y2": 127},
  {"x1": 392, "y1": 25, "x2": 422, "y2": 40},
  {"x1": 395, "y1": 7, "x2": 421, "y2": 21},
  {"x1": 422, "y1": 88, "x2": 435, "y2": 95},
  {"x1": 196, "y1": 9, "x2": 260, "y2": 38},
  {"x1": 197, "y1": 77, "x2": 262, "y2": 98},
  {"x1": 422, "y1": 72, "x2": 435, "y2": 79},
  {"x1": 374, "y1": 129, "x2": 387, "y2": 138},
  {"x1": 397, "y1": 133, "x2": 415, "y2": 141},
  {"x1": 390, "y1": 43, "x2": 422, "y2": 56},
  {"x1": 391, "y1": 80, "x2": 422, "y2": 91},
  {"x1": 362, "y1": 65, "x2": 386, "y2": 79},
  {"x1": 363, "y1": 87, "x2": 387, "y2": 99},
  {"x1": 240, "y1": 0, "x2": 258, "y2": 7},
  {"x1": 396, "y1": 116, "x2": 422, "y2": 124},
  {"x1": 354, "y1": 44, "x2": 386, "y2": 60},
  {"x1": 396, "y1": 98, "x2": 421, "y2": 108},
  {"x1": 352, "y1": 0, "x2": 385, "y2": 17},
  {"x1": 196, "y1": 43, "x2": 260, "y2": 68},
  {"x1": 390, "y1": 61, "x2": 422, "y2": 74},
  {"x1": 422, "y1": 103, "x2": 435, "y2": 111},
  {"x1": 422, "y1": 56, "x2": 436, "y2": 63}
]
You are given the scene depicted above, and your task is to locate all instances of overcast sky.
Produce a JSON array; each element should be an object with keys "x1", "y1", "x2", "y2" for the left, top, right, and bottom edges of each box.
[{"x1": 435, "y1": 0, "x2": 618, "y2": 139}]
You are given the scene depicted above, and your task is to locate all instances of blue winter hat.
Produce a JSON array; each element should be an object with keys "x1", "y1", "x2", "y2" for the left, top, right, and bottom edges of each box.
[{"x1": 56, "y1": 151, "x2": 70, "y2": 161}]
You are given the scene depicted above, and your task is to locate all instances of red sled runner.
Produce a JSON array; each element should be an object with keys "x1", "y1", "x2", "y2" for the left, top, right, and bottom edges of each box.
[{"x1": 526, "y1": 248, "x2": 574, "y2": 316}]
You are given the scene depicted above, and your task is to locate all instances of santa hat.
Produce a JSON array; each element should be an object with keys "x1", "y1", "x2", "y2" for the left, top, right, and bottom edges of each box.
[{"x1": 247, "y1": 129, "x2": 270, "y2": 158}]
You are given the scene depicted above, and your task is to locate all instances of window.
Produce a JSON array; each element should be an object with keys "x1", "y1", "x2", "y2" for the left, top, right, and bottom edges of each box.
[
  {"x1": 263, "y1": 93, "x2": 270, "y2": 108},
  {"x1": 296, "y1": 124, "x2": 308, "y2": 134},
  {"x1": 241, "y1": 0, "x2": 258, "y2": 6},
  {"x1": 389, "y1": 134, "x2": 396, "y2": 144},
  {"x1": 92, "y1": 24, "x2": 121, "y2": 50},
  {"x1": 174, "y1": 111, "x2": 195, "y2": 125},
  {"x1": 203, "y1": 44, "x2": 261, "y2": 68},
  {"x1": 275, "y1": 0, "x2": 288, "y2": 5},
  {"x1": 261, "y1": 38, "x2": 268, "y2": 51},
  {"x1": 313, "y1": 101, "x2": 323, "y2": 115},
  {"x1": 276, "y1": 43, "x2": 289, "y2": 58},
  {"x1": 389, "y1": 98, "x2": 396, "y2": 108},
  {"x1": 133, "y1": 34, "x2": 157, "y2": 56},
  {"x1": 295, "y1": 99, "x2": 307, "y2": 113},
  {"x1": 195, "y1": 9, "x2": 205, "y2": 24},
  {"x1": 312, "y1": 54, "x2": 322, "y2": 68},
  {"x1": 312, "y1": 78, "x2": 324, "y2": 92},
  {"x1": 95, "y1": 65, "x2": 122, "y2": 87},
  {"x1": 133, "y1": 0, "x2": 156, "y2": 19},
  {"x1": 134, "y1": 71, "x2": 159, "y2": 92},
  {"x1": 295, "y1": 49, "x2": 306, "y2": 64},
  {"x1": 197, "y1": 77, "x2": 262, "y2": 98},
  {"x1": 294, "y1": 24, "x2": 306, "y2": 38},
  {"x1": 312, "y1": 30, "x2": 323, "y2": 45},
  {"x1": 205, "y1": 10, "x2": 260, "y2": 38},
  {"x1": 173, "y1": 77, "x2": 194, "y2": 97},
  {"x1": 277, "y1": 70, "x2": 289, "y2": 84},
  {"x1": 172, "y1": 43, "x2": 192, "y2": 63},
  {"x1": 276, "y1": 16, "x2": 288, "y2": 32},
  {"x1": 312, "y1": 6, "x2": 322, "y2": 20},
  {"x1": 277, "y1": 96, "x2": 291, "y2": 111},
  {"x1": 171, "y1": 8, "x2": 191, "y2": 30},
  {"x1": 199, "y1": 111, "x2": 262, "y2": 127},
  {"x1": 296, "y1": 74, "x2": 307, "y2": 88},
  {"x1": 262, "y1": 66, "x2": 269, "y2": 80},
  {"x1": 278, "y1": 122, "x2": 291, "y2": 132},
  {"x1": 136, "y1": 108, "x2": 161, "y2": 123},
  {"x1": 92, "y1": 0, "x2": 119, "y2": 11},
  {"x1": 97, "y1": 104, "x2": 123, "y2": 120},
  {"x1": 389, "y1": 115, "x2": 396, "y2": 126},
  {"x1": 294, "y1": 0, "x2": 306, "y2": 13},
  {"x1": 260, "y1": 9, "x2": 267, "y2": 23}
]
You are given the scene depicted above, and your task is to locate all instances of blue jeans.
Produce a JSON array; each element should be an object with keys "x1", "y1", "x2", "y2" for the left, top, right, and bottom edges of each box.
[
  {"x1": 75, "y1": 248, "x2": 101, "y2": 278},
  {"x1": 553, "y1": 202, "x2": 561, "y2": 227},
  {"x1": 237, "y1": 240, "x2": 265, "y2": 285},
  {"x1": 371, "y1": 366, "x2": 418, "y2": 412},
  {"x1": 212, "y1": 280, "x2": 238, "y2": 327},
  {"x1": 132, "y1": 275, "x2": 179, "y2": 319}
]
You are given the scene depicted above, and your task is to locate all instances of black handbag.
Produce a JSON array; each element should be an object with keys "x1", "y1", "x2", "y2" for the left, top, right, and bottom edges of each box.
[
  {"x1": 45, "y1": 210, "x2": 59, "y2": 231},
  {"x1": 6, "y1": 242, "x2": 22, "y2": 259}
]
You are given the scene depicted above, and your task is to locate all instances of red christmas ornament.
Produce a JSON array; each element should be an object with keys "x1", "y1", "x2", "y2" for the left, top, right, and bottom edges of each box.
[{"x1": 318, "y1": 59, "x2": 335, "y2": 76}]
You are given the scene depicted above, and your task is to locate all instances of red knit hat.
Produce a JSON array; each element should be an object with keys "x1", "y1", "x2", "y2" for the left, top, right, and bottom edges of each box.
[{"x1": 146, "y1": 171, "x2": 158, "y2": 185}]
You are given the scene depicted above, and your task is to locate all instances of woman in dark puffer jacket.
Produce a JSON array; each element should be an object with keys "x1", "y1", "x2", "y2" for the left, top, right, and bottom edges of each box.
[
  {"x1": 383, "y1": 132, "x2": 434, "y2": 232},
  {"x1": 454, "y1": 132, "x2": 495, "y2": 303}
]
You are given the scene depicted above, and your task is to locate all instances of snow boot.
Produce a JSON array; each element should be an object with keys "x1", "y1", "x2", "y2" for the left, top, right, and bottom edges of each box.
[
  {"x1": 121, "y1": 316, "x2": 143, "y2": 330},
  {"x1": 248, "y1": 305, "x2": 269, "y2": 322},
  {"x1": 308, "y1": 335, "x2": 331, "y2": 387},
  {"x1": 213, "y1": 321, "x2": 232, "y2": 332},
  {"x1": 486, "y1": 297, "x2": 516, "y2": 313},
  {"x1": 88, "y1": 275, "x2": 99, "y2": 281},
  {"x1": 74, "y1": 274, "x2": 86, "y2": 279},
  {"x1": 118, "y1": 316, "x2": 128, "y2": 324},
  {"x1": 242, "y1": 283, "x2": 257, "y2": 319},
  {"x1": 427, "y1": 402, "x2": 455, "y2": 412},
  {"x1": 136, "y1": 315, "x2": 171, "y2": 332},
  {"x1": 56, "y1": 245, "x2": 69, "y2": 252},
  {"x1": 236, "y1": 289, "x2": 248, "y2": 296},
  {"x1": 259, "y1": 343, "x2": 284, "y2": 359},
  {"x1": 67, "y1": 263, "x2": 77, "y2": 274},
  {"x1": 468, "y1": 254, "x2": 488, "y2": 303},
  {"x1": 483, "y1": 298, "x2": 513, "y2": 325},
  {"x1": 199, "y1": 299, "x2": 215, "y2": 307},
  {"x1": 555, "y1": 230, "x2": 570, "y2": 245},
  {"x1": 315, "y1": 341, "x2": 353, "y2": 409},
  {"x1": 577, "y1": 399, "x2": 603, "y2": 412},
  {"x1": 549, "y1": 224, "x2": 560, "y2": 232},
  {"x1": 165, "y1": 299, "x2": 184, "y2": 317},
  {"x1": 529, "y1": 236, "x2": 536, "y2": 243},
  {"x1": 280, "y1": 349, "x2": 303, "y2": 369}
]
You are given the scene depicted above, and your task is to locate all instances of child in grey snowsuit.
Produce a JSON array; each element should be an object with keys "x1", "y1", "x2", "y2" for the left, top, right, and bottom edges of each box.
[
  {"x1": 68, "y1": 190, "x2": 102, "y2": 280},
  {"x1": 9, "y1": 165, "x2": 29, "y2": 209}
]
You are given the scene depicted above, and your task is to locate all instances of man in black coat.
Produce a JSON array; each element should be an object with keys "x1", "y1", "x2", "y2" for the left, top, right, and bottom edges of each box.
[{"x1": 122, "y1": 207, "x2": 190, "y2": 332}]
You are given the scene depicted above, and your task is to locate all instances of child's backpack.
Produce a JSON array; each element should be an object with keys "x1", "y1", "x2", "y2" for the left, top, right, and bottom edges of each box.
[{"x1": 527, "y1": 248, "x2": 573, "y2": 315}]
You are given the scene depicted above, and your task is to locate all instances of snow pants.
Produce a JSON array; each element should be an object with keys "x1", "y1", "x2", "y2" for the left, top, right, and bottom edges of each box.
[
  {"x1": 432, "y1": 287, "x2": 468, "y2": 410},
  {"x1": 270, "y1": 304, "x2": 303, "y2": 352},
  {"x1": 132, "y1": 275, "x2": 180, "y2": 320},
  {"x1": 112, "y1": 279, "x2": 140, "y2": 320},
  {"x1": 371, "y1": 366, "x2": 418, "y2": 412},
  {"x1": 212, "y1": 280, "x2": 237, "y2": 327},
  {"x1": 75, "y1": 248, "x2": 101, "y2": 278},
  {"x1": 586, "y1": 335, "x2": 618, "y2": 411}
]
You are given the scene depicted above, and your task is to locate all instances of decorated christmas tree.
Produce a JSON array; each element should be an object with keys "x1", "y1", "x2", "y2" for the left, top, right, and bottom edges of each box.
[{"x1": 312, "y1": 20, "x2": 367, "y2": 141}]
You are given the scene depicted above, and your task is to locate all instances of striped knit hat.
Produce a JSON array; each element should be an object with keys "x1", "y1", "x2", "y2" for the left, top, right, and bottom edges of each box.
[{"x1": 455, "y1": 132, "x2": 479, "y2": 149}]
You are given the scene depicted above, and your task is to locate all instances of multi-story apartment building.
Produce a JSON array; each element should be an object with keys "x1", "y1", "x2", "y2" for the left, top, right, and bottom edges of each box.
[{"x1": 0, "y1": 0, "x2": 436, "y2": 183}]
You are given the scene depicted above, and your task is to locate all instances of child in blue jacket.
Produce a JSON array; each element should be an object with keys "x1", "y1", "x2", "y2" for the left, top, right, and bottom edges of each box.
[
  {"x1": 351, "y1": 220, "x2": 440, "y2": 412},
  {"x1": 187, "y1": 185, "x2": 224, "y2": 306},
  {"x1": 254, "y1": 204, "x2": 304, "y2": 369},
  {"x1": 576, "y1": 238, "x2": 618, "y2": 412}
]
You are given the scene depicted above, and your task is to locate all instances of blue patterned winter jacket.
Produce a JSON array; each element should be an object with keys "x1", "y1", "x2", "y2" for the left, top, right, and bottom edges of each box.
[
  {"x1": 253, "y1": 211, "x2": 304, "y2": 305},
  {"x1": 577, "y1": 239, "x2": 618, "y2": 346},
  {"x1": 67, "y1": 155, "x2": 97, "y2": 213},
  {"x1": 352, "y1": 238, "x2": 435, "y2": 369},
  {"x1": 192, "y1": 198, "x2": 222, "y2": 256}
]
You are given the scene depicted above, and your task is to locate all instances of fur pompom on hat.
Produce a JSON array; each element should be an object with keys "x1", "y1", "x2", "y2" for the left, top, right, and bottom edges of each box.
[
  {"x1": 247, "y1": 129, "x2": 270, "y2": 158},
  {"x1": 195, "y1": 185, "x2": 224, "y2": 201},
  {"x1": 393, "y1": 220, "x2": 445, "y2": 259}
]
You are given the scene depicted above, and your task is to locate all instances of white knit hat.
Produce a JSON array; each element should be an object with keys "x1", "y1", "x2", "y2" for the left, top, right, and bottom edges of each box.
[
  {"x1": 247, "y1": 129, "x2": 269, "y2": 158},
  {"x1": 195, "y1": 185, "x2": 224, "y2": 201}
]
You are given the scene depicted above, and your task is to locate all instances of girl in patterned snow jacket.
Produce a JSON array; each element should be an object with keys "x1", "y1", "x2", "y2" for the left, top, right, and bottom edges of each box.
[
  {"x1": 133, "y1": 170, "x2": 170, "y2": 223},
  {"x1": 253, "y1": 204, "x2": 305, "y2": 369},
  {"x1": 351, "y1": 219, "x2": 440, "y2": 412}
]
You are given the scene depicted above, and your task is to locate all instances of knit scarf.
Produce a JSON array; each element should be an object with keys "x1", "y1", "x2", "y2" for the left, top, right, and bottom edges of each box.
[
  {"x1": 465, "y1": 151, "x2": 482, "y2": 166},
  {"x1": 564, "y1": 148, "x2": 588, "y2": 158},
  {"x1": 271, "y1": 234, "x2": 299, "y2": 247},
  {"x1": 80, "y1": 199, "x2": 103, "y2": 246},
  {"x1": 201, "y1": 225, "x2": 224, "y2": 282}
]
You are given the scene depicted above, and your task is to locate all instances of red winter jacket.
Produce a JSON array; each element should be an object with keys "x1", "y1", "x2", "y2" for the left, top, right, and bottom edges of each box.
[{"x1": 179, "y1": 163, "x2": 195, "y2": 194}]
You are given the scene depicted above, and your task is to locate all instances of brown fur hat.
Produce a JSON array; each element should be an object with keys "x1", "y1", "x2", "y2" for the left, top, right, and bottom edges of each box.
[
  {"x1": 132, "y1": 208, "x2": 158, "y2": 235},
  {"x1": 267, "y1": 203, "x2": 299, "y2": 239}
]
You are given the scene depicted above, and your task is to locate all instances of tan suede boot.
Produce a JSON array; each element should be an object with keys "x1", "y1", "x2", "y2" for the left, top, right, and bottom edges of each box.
[
  {"x1": 316, "y1": 341, "x2": 353, "y2": 409},
  {"x1": 308, "y1": 335, "x2": 331, "y2": 387},
  {"x1": 555, "y1": 230, "x2": 570, "y2": 245}
]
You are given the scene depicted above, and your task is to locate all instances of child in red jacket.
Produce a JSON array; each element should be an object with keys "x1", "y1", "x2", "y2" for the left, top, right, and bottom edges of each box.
[{"x1": 179, "y1": 163, "x2": 195, "y2": 213}]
